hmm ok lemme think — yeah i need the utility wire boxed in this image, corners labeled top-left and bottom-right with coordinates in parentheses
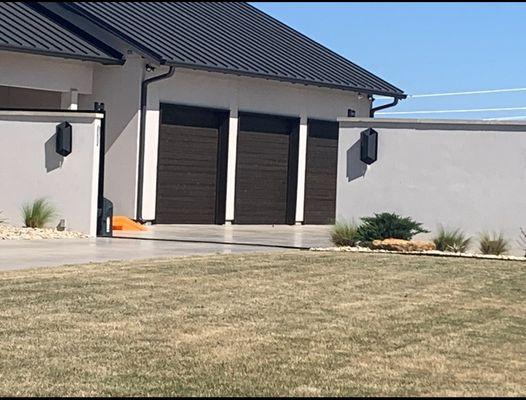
top-left (376, 87), bottom-right (526, 100)
top-left (375, 87), bottom-right (526, 117)
top-left (484, 115), bottom-right (526, 121)
top-left (378, 106), bottom-right (526, 115)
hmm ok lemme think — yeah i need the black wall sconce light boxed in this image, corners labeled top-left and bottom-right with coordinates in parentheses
top-left (360, 128), bottom-right (378, 165)
top-left (56, 121), bottom-right (72, 157)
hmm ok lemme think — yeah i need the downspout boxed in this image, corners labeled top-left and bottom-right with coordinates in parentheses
top-left (369, 97), bottom-right (399, 118)
top-left (136, 66), bottom-right (175, 222)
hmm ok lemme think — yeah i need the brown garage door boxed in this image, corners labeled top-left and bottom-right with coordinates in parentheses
top-left (304, 119), bottom-right (338, 224)
top-left (155, 104), bottom-right (228, 224)
top-left (234, 113), bottom-right (299, 224)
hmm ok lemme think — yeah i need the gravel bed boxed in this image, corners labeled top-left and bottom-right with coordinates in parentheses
top-left (0, 224), bottom-right (87, 240)
top-left (310, 246), bottom-right (526, 262)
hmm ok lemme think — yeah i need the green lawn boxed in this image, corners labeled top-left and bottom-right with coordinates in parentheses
top-left (0, 252), bottom-right (524, 396)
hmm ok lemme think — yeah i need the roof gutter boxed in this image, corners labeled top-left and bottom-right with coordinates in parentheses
top-left (370, 97), bottom-right (399, 118)
top-left (136, 66), bottom-right (175, 222)
top-left (369, 97), bottom-right (400, 118)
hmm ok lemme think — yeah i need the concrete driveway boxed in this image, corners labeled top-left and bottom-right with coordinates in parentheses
top-left (113, 224), bottom-right (331, 248)
top-left (0, 225), bottom-right (331, 271)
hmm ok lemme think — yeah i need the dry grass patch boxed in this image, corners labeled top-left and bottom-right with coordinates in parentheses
top-left (0, 252), bottom-right (524, 396)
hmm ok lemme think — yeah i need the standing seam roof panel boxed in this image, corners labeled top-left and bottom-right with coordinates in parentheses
top-left (213, 4), bottom-right (361, 86)
top-left (68, 2), bottom-right (404, 96)
top-left (241, 3), bottom-right (393, 88)
top-left (0, 2), bottom-right (120, 63)
top-left (174, 2), bottom-right (331, 81)
top-left (107, 2), bottom-right (233, 68)
top-left (197, 2), bottom-right (401, 91)
top-left (153, 2), bottom-right (299, 76)
top-left (155, 3), bottom-right (285, 74)
top-left (1, 5), bottom-right (86, 55)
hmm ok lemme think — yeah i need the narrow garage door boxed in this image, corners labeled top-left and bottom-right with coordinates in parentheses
top-left (235, 113), bottom-right (299, 224)
top-left (155, 104), bottom-right (228, 224)
top-left (304, 119), bottom-right (338, 224)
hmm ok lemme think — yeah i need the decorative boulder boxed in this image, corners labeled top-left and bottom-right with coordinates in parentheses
top-left (371, 238), bottom-right (436, 252)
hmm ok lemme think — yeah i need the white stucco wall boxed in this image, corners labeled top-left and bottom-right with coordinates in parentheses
top-left (337, 118), bottom-right (526, 255)
top-left (0, 51), bottom-right (94, 94)
top-left (0, 111), bottom-right (102, 236)
top-left (79, 56), bottom-right (144, 218)
top-left (150, 68), bottom-right (371, 119)
top-left (141, 68), bottom-right (371, 220)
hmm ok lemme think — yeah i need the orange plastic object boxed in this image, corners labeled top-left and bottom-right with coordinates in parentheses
top-left (112, 216), bottom-right (148, 231)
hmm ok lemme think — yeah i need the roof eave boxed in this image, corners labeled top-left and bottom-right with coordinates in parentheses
top-left (51, 3), bottom-right (405, 98)
top-left (0, 44), bottom-right (123, 65)
top-left (164, 61), bottom-right (407, 99)
top-left (57, 2), bottom-right (164, 64)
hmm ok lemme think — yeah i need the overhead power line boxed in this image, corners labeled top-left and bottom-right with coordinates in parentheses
top-left (484, 115), bottom-right (526, 121)
top-left (378, 106), bottom-right (526, 115)
top-left (376, 87), bottom-right (526, 100)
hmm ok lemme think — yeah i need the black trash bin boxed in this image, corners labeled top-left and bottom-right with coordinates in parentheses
top-left (97, 197), bottom-right (113, 237)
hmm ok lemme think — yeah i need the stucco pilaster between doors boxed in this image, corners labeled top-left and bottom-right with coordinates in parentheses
top-left (224, 108), bottom-right (239, 224)
top-left (294, 115), bottom-right (308, 224)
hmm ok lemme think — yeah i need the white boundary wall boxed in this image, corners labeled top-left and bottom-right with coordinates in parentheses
top-left (337, 118), bottom-right (526, 255)
top-left (0, 111), bottom-right (103, 236)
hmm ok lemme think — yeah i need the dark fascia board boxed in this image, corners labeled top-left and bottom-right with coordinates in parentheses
top-left (238, 110), bottom-right (301, 123)
top-left (26, 3), bottom-right (124, 65)
top-left (167, 61), bottom-right (408, 99)
top-left (56, 2), bottom-right (164, 63)
top-left (0, 44), bottom-right (121, 65)
top-left (160, 102), bottom-right (230, 117)
top-left (0, 107), bottom-right (102, 113)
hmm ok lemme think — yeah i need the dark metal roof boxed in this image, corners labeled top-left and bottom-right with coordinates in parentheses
top-left (61, 2), bottom-right (405, 97)
top-left (0, 2), bottom-right (121, 64)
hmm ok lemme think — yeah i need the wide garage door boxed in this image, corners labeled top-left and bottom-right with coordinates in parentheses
top-left (304, 119), bottom-right (338, 224)
top-left (235, 113), bottom-right (299, 224)
top-left (155, 104), bottom-right (229, 224)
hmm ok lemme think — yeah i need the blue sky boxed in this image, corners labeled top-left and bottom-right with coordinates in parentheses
top-left (253, 2), bottom-right (526, 119)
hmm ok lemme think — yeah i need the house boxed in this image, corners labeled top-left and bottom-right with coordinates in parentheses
top-left (0, 2), bottom-right (404, 233)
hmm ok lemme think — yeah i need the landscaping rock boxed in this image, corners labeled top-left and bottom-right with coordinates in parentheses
top-left (371, 238), bottom-right (436, 252)
top-left (310, 246), bottom-right (526, 262)
top-left (0, 224), bottom-right (87, 240)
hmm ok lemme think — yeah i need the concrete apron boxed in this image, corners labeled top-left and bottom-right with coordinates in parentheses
top-left (112, 224), bottom-right (332, 249)
top-left (0, 225), bottom-right (332, 271)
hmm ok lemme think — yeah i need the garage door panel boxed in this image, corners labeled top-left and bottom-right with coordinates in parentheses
top-left (304, 120), bottom-right (338, 225)
top-left (235, 128), bottom-right (290, 224)
top-left (156, 123), bottom-right (219, 224)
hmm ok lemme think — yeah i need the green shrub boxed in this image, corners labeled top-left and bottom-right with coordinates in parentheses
top-left (330, 221), bottom-right (359, 247)
top-left (356, 212), bottom-right (428, 245)
top-left (479, 232), bottom-right (509, 255)
top-left (22, 198), bottom-right (56, 228)
top-left (0, 211), bottom-right (5, 224)
top-left (433, 226), bottom-right (471, 253)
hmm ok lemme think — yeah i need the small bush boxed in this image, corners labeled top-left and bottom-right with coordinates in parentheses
top-left (0, 211), bottom-right (5, 224)
top-left (22, 198), bottom-right (56, 228)
top-left (433, 226), bottom-right (471, 253)
top-left (330, 221), bottom-right (359, 247)
top-left (479, 232), bottom-right (510, 255)
top-left (356, 212), bottom-right (428, 245)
